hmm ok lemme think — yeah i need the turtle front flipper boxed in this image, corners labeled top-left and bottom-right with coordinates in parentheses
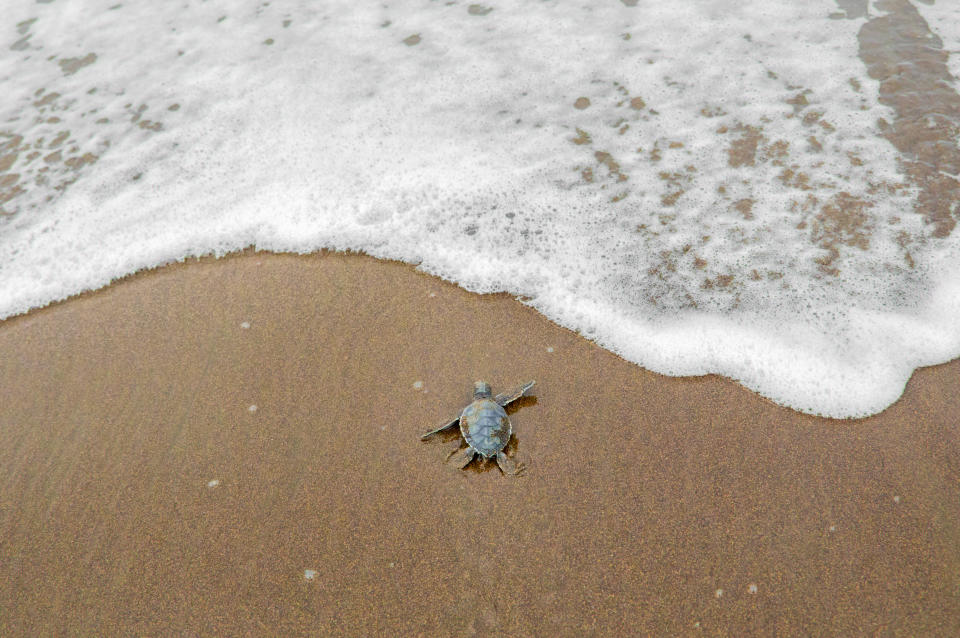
top-left (493, 380), bottom-right (535, 407)
top-left (421, 417), bottom-right (460, 440)
top-left (496, 452), bottom-right (525, 475)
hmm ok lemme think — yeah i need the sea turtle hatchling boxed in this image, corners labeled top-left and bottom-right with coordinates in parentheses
top-left (421, 380), bottom-right (535, 474)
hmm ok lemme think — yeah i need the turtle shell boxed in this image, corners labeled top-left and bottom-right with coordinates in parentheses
top-left (459, 398), bottom-right (511, 458)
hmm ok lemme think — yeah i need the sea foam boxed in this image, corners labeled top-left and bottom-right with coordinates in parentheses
top-left (1, 0), bottom-right (959, 417)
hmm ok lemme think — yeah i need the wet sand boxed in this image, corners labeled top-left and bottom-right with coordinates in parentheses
top-left (0, 249), bottom-right (958, 636)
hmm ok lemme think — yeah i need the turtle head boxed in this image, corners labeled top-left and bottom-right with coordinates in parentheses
top-left (473, 380), bottom-right (492, 400)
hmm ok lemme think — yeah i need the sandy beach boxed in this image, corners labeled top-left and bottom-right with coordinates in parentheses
top-left (0, 250), bottom-right (957, 636)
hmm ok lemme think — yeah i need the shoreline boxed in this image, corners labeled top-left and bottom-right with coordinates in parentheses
top-left (1, 250), bottom-right (958, 635)
top-left (2, 245), bottom-right (950, 421)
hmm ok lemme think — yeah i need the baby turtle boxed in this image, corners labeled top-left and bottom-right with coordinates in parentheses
top-left (421, 380), bottom-right (535, 474)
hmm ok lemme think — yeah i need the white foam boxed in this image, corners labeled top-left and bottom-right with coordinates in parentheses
top-left (2, 0), bottom-right (959, 417)
top-left (915, 1), bottom-right (960, 82)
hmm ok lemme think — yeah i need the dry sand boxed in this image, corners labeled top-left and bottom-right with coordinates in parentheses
top-left (0, 250), bottom-right (958, 636)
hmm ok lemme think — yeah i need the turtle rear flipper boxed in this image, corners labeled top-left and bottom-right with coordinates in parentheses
top-left (450, 447), bottom-right (476, 469)
top-left (494, 380), bottom-right (535, 407)
top-left (496, 452), bottom-right (524, 475)
top-left (421, 417), bottom-right (460, 440)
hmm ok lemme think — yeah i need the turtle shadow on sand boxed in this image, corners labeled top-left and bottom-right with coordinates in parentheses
top-left (421, 380), bottom-right (536, 475)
